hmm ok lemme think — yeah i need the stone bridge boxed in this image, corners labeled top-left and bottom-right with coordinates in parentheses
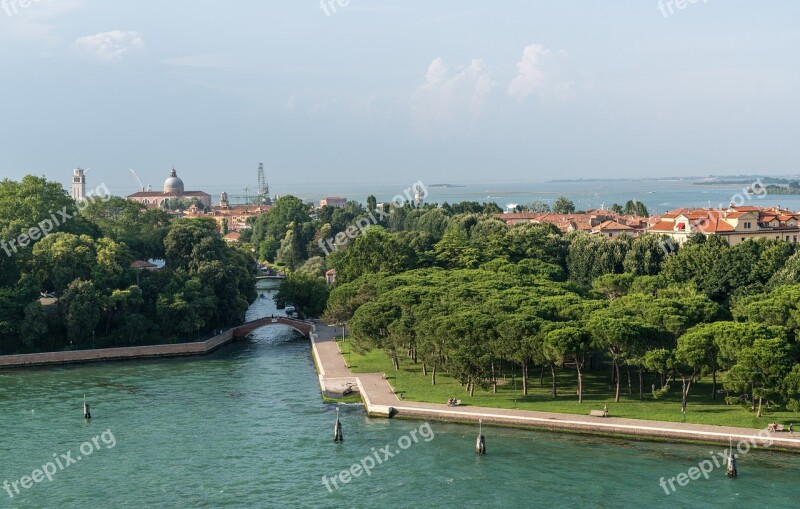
top-left (232, 316), bottom-right (314, 338)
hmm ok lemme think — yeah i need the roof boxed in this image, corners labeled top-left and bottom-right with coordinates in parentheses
top-left (128, 191), bottom-right (210, 198)
top-left (131, 260), bottom-right (158, 269)
top-left (593, 220), bottom-right (633, 232)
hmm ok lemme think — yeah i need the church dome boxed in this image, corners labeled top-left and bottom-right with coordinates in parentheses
top-left (163, 168), bottom-right (185, 195)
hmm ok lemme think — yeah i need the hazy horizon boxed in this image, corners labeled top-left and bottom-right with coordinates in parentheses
top-left (1, 1), bottom-right (798, 193)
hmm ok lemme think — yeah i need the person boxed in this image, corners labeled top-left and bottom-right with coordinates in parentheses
top-left (603, 404), bottom-right (608, 417)
top-left (768, 422), bottom-right (777, 432)
top-left (789, 423), bottom-right (794, 435)
top-left (447, 398), bottom-right (453, 406)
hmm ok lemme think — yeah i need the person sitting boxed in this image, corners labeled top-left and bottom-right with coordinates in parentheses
top-left (447, 398), bottom-right (453, 406)
top-left (768, 422), bottom-right (777, 432)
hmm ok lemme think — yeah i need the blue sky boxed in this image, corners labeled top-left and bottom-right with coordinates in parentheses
top-left (0, 0), bottom-right (798, 196)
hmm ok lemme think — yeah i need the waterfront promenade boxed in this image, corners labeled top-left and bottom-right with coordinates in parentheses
top-left (309, 322), bottom-right (800, 451)
top-left (0, 316), bottom-right (311, 369)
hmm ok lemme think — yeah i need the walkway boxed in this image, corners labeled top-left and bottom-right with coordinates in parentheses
top-left (309, 322), bottom-right (800, 451)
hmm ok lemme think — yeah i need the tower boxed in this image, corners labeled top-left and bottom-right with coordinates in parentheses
top-left (257, 163), bottom-right (271, 205)
top-left (71, 168), bottom-right (86, 200)
top-left (414, 183), bottom-right (425, 207)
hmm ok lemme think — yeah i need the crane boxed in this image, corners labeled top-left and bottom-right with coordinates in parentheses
top-left (129, 169), bottom-right (149, 192)
top-left (257, 162), bottom-right (271, 205)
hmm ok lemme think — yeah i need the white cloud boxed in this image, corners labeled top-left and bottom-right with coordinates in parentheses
top-left (411, 57), bottom-right (495, 127)
top-left (73, 30), bottom-right (144, 62)
top-left (508, 44), bottom-right (574, 102)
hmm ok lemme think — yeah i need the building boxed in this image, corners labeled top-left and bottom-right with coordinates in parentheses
top-left (591, 220), bottom-right (636, 239)
top-left (497, 210), bottom-right (649, 237)
top-left (183, 192), bottom-right (271, 232)
top-left (71, 168), bottom-right (86, 200)
top-left (320, 197), bottom-right (348, 208)
top-left (127, 168), bottom-right (212, 209)
top-left (647, 206), bottom-right (800, 246)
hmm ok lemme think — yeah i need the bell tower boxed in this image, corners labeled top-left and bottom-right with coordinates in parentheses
top-left (71, 168), bottom-right (86, 200)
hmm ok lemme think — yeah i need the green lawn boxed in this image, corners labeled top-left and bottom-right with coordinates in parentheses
top-left (337, 339), bottom-right (800, 430)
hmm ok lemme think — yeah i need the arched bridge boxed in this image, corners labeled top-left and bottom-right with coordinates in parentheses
top-left (232, 316), bottom-right (314, 338)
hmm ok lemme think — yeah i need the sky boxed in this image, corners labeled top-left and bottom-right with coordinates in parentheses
top-left (0, 0), bottom-right (798, 197)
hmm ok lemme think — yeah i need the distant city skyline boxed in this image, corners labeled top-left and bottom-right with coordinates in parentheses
top-left (1, 1), bottom-right (798, 190)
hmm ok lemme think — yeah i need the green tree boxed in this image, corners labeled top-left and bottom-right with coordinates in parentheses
top-left (274, 272), bottom-right (330, 317)
top-left (61, 279), bottom-right (101, 347)
top-left (552, 196), bottom-right (575, 214)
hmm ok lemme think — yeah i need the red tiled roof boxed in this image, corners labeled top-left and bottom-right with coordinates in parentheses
top-left (131, 260), bottom-right (157, 269)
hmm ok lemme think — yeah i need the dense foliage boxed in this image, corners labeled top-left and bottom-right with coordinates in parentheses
top-left (0, 177), bottom-right (256, 353)
top-left (310, 201), bottom-right (800, 416)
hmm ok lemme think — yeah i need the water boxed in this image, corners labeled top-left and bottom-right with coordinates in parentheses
top-left (238, 179), bottom-right (800, 216)
top-left (2, 281), bottom-right (799, 508)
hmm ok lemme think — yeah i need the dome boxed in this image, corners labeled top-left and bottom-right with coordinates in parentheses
top-left (163, 168), bottom-right (185, 195)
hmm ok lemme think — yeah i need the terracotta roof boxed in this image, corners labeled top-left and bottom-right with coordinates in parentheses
top-left (593, 220), bottom-right (633, 232)
top-left (131, 260), bottom-right (158, 269)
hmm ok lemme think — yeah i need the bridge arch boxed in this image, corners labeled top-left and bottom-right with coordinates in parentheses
top-left (232, 316), bottom-right (314, 339)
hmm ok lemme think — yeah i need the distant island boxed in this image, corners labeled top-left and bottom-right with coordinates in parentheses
top-left (694, 176), bottom-right (797, 185)
top-left (765, 184), bottom-right (800, 195)
top-left (428, 184), bottom-right (465, 188)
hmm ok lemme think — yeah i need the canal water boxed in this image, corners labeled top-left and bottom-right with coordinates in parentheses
top-left (2, 281), bottom-right (798, 508)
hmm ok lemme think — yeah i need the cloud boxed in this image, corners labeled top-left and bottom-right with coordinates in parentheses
top-left (411, 57), bottom-right (495, 128)
top-left (508, 44), bottom-right (574, 102)
top-left (73, 30), bottom-right (144, 62)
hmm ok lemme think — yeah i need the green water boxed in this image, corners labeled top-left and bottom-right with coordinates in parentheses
top-left (2, 283), bottom-right (799, 508)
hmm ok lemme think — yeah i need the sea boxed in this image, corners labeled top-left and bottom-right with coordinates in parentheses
top-left (1, 281), bottom-right (798, 508)
top-left (207, 179), bottom-right (800, 215)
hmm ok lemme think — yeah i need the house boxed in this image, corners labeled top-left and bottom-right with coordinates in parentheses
top-left (320, 197), bottom-right (348, 208)
top-left (591, 220), bottom-right (635, 239)
top-left (496, 210), bottom-right (648, 237)
top-left (647, 206), bottom-right (800, 246)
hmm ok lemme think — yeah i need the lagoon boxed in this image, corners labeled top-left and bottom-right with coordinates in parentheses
top-left (2, 282), bottom-right (798, 508)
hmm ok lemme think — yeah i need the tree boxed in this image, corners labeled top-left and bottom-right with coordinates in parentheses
top-left (30, 233), bottom-right (97, 293)
top-left (588, 312), bottom-right (653, 402)
top-left (545, 325), bottom-right (591, 402)
top-left (552, 196), bottom-right (575, 214)
top-left (19, 302), bottom-right (49, 351)
top-left (725, 337), bottom-right (792, 416)
top-left (674, 327), bottom-right (716, 413)
top-left (61, 279), bottom-right (101, 347)
top-left (333, 227), bottom-right (416, 283)
top-left (274, 272), bottom-right (330, 317)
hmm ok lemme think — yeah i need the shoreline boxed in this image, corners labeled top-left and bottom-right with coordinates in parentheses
top-left (308, 321), bottom-right (800, 452)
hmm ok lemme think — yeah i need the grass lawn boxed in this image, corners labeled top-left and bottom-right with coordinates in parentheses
top-left (337, 339), bottom-right (800, 430)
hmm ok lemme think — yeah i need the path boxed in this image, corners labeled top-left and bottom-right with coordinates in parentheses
top-left (309, 321), bottom-right (800, 451)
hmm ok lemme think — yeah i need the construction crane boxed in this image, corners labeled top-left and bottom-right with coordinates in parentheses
top-left (225, 163), bottom-right (273, 205)
top-left (129, 169), bottom-right (149, 192)
top-left (257, 162), bottom-right (271, 205)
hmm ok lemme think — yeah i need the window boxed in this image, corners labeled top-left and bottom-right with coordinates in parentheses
top-left (744, 222), bottom-right (752, 229)
top-left (794, 236), bottom-right (798, 243)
